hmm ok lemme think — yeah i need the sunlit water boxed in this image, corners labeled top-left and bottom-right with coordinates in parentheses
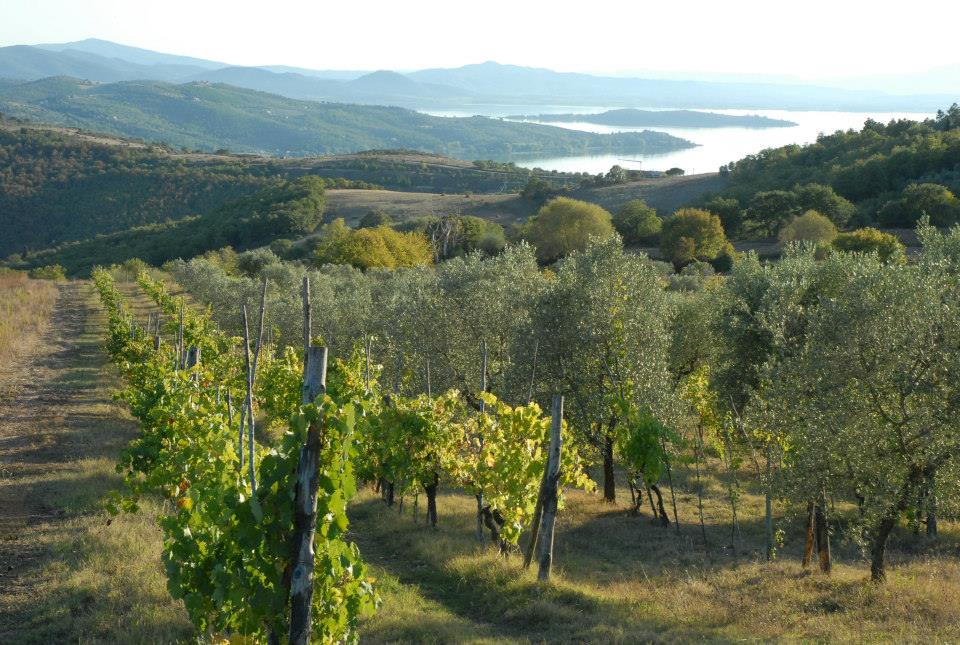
top-left (422, 105), bottom-right (933, 175)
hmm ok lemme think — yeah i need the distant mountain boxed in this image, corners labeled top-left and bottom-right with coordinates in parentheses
top-left (409, 61), bottom-right (953, 112)
top-left (0, 77), bottom-right (694, 159)
top-left (1, 41), bottom-right (954, 112)
top-left (508, 109), bottom-right (797, 128)
top-left (35, 38), bottom-right (226, 69)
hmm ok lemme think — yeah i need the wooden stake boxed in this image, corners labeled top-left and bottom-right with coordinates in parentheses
top-left (526, 338), bottom-right (539, 405)
top-left (241, 304), bottom-right (257, 493)
top-left (476, 340), bottom-right (488, 543)
top-left (288, 346), bottom-right (328, 645)
top-left (364, 335), bottom-right (372, 394)
top-left (537, 395), bottom-right (564, 582)
top-left (302, 276), bottom-right (311, 360)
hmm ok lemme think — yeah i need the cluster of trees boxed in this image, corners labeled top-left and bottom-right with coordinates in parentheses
top-left (715, 106), bottom-right (960, 233)
top-left (166, 220), bottom-right (958, 580)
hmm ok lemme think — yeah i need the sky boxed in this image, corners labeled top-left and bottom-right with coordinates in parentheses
top-left (2, 0), bottom-right (959, 80)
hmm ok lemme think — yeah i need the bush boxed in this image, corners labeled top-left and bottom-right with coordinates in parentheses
top-left (524, 197), bottom-right (615, 262)
top-left (314, 219), bottom-right (433, 270)
top-left (878, 183), bottom-right (960, 227)
top-left (832, 227), bottom-right (906, 263)
top-left (613, 200), bottom-right (662, 246)
top-left (778, 210), bottom-right (838, 244)
top-left (358, 209), bottom-right (393, 229)
top-left (660, 208), bottom-right (730, 269)
top-left (29, 264), bottom-right (66, 280)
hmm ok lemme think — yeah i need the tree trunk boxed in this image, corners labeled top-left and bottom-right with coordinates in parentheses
top-left (926, 467), bottom-right (938, 537)
top-left (650, 484), bottom-right (670, 527)
top-left (482, 506), bottom-right (506, 553)
top-left (870, 514), bottom-right (897, 582)
top-left (802, 501), bottom-right (815, 568)
top-left (815, 497), bottom-right (831, 574)
top-left (602, 434), bottom-right (616, 503)
top-left (644, 482), bottom-right (658, 519)
top-left (385, 482), bottom-right (395, 507)
top-left (425, 473), bottom-right (439, 528)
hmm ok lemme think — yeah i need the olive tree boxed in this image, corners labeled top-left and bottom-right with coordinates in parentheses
top-left (765, 252), bottom-right (960, 580)
top-left (532, 236), bottom-right (675, 501)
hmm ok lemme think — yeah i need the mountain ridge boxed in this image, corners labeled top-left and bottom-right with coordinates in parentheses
top-left (0, 40), bottom-right (953, 111)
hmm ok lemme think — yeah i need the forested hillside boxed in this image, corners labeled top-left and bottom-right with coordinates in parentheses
top-left (711, 105), bottom-right (960, 236)
top-left (19, 176), bottom-right (329, 272)
top-left (0, 77), bottom-right (693, 158)
top-left (0, 121), bottom-right (587, 257)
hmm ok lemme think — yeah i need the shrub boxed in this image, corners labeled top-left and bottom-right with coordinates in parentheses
top-left (660, 208), bottom-right (730, 269)
top-left (832, 227), bottom-right (906, 263)
top-left (29, 264), bottom-right (67, 280)
top-left (613, 200), bottom-right (662, 246)
top-left (314, 219), bottom-right (432, 269)
top-left (778, 210), bottom-right (838, 244)
top-left (524, 197), bottom-right (615, 262)
top-left (358, 209), bottom-right (393, 229)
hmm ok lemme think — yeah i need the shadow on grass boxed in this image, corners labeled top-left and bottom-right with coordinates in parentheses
top-left (350, 494), bottom-right (743, 644)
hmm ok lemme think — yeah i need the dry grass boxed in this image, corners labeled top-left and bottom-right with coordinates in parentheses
top-left (0, 270), bottom-right (59, 370)
top-left (0, 281), bottom-right (191, 644)
top-left (352, 472), bottom-right (960, 644)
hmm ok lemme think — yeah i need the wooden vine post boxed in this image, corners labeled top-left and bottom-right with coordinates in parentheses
top-left (241, 305), bottom-right (257, 492)
top-left (289, 345), bottom-right (328, 645)
top-left (476, 340), bottom-right (487, 543)
top-left (288, 274), bottom-right (328, 645)
top-left (537, 395), bottom-right (564, 582)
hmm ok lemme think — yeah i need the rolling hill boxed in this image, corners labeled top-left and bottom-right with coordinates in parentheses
top-left (0, 77), bottom-right (694, 158)
top-left (1, 40), bottom-right (954, 112)
top-left (508, 108), bottom-right (797, 128)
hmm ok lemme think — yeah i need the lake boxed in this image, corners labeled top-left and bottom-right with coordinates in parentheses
top-left (422, 106), bottom-right (934, 175)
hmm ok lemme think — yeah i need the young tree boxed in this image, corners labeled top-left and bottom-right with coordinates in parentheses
top-left (766, 251), bottom-right (960, 580)
top-left (532, 237), bottom-right (675, 501)
top-left (523, 197), bottom-right (615, 262)
top-left (613, 199), bottom-right (662, 246)
top-left (778, 210), bottom-right (838, 244)
top-left (660, 208), bottom-right (731, 270)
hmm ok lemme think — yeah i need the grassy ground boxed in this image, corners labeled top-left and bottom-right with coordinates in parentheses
top-left (321, 173), bottom-right (726, 230)
top-left (0, 272), bottom-right (58, 378)
top-left (0, 280), bottom-right (191, 643)
top-left (353, 471), bottom-right (960, 644)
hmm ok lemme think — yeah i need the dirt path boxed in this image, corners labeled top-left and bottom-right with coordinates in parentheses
top-left (0, 281), bottom-right (189, 643)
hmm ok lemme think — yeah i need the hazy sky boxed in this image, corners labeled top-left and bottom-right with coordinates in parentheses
top-left (2, 0), bottom-right (959, 78)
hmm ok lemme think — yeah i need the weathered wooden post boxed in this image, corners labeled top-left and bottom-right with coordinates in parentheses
top-left (476, 340), bottom-right (487, 543)
top-left (537, 395), bottom-right (564, 582)
top-left (526, 338), bottom-right (539, 405)
top-left (177, 300), bottom-right (185, 370)
top-left (301, 276), bottom-right (311, 360)
top-left (288, 344), bottom-right (328, 645)
top-left (364, 335), bottom-right (372, 394)
top-left (186, 346), bottom-right (200, 369)
top-left (241, 304), bottom-right (257, 492)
